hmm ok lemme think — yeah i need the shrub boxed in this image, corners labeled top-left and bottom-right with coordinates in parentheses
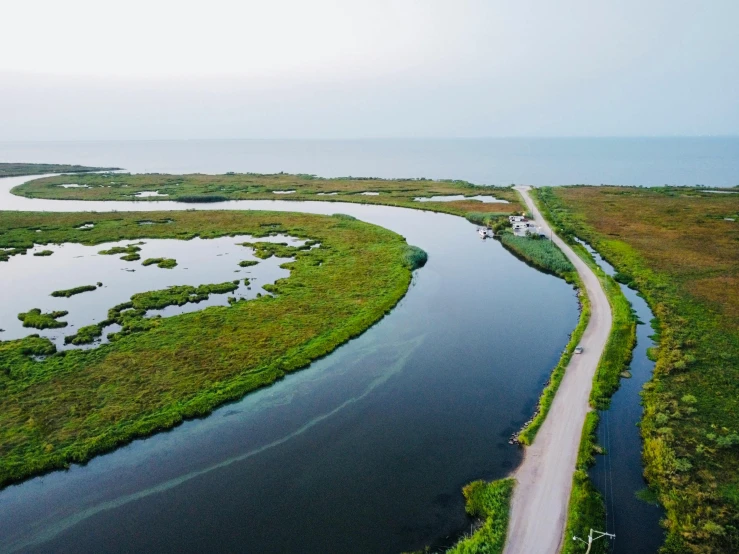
top-left (403, 245), bottom-right (428, 270)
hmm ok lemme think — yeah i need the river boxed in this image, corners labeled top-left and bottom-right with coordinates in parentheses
top-left (0, 175), bottom-right (579, 553)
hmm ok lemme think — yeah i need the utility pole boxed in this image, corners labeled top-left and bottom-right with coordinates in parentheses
top-left (572, 528), bottom-right (615, 554)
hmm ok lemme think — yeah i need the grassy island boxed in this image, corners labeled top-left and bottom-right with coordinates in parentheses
top-left (51, 285), bottom-right (98, 298)
top-left (17, 309), bottom-right (69, 329)
top-left (535, 186), bottom-right (739, 554)
top-left (0, 210), bottom-right (423, 489)
top-left (11, 171), bottom-right (523, 221)
top-left (0, 163), bottom-right (119, 178)
top-left (141, 257), bottom-right (177, 269)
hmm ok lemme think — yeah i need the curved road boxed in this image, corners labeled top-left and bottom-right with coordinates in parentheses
top-left (504, 186), bottom-right (612, 554)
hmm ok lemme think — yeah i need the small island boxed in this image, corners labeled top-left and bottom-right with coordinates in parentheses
top-left (0, 163), bottom-right (120, 178)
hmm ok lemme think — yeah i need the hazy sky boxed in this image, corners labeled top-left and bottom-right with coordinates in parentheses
top-left (2, 0), bottom-right (738, 140)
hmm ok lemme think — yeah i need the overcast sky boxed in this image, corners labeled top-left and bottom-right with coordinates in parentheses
top-left (2, 0), bottom-right (738, 140)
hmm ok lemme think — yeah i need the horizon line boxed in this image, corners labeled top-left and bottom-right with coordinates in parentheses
top-left (1, 135), bottom-right (738, 144)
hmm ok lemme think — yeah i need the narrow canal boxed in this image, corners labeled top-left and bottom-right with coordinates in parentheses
top-left (581, 243), bottom-right (664, 553)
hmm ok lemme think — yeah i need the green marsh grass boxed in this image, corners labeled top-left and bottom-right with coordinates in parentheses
top-left (445, 479), bottom-right (515, 554)
top-left (17, 309), bottom-right (69, 329)
top-left (497, 230), bottom-right (574, 277)
top-left (12, 172), bottom-right (524, 222)
top-left (0, 163), bottom-right (118, 178)
top-left (142, 257), bottom-right (177, 269)
top-left (50, 285), bottom-right (98, 298)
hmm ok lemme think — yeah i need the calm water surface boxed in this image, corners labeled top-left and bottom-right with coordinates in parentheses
top-left (0, 177), bottom-right (579, 553)
top-left (1, 137), bottom-right (737, 187)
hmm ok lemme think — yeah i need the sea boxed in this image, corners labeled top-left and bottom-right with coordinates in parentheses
top-left (0, 137), bottom-right (737, 187)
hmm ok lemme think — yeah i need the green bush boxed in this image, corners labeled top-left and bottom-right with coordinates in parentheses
top-left (403, 245), bottom-right (428, 270)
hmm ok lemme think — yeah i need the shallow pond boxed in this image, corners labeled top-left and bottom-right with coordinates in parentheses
top-left (2, 234), bottom-right (302, 349)
top-left (581, 242), bottom-right (664, 553)
top-left (0, 175), bottom-right (579, 554)
top-left (414, 194), bottom-right (508, 204)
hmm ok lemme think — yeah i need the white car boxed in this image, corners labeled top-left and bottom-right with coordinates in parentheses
top-left (574, 346), bottom-right (584, 354)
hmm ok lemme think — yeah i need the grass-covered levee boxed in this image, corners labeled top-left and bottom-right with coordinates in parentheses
top-left (0, 210), bottom-right (426, 488)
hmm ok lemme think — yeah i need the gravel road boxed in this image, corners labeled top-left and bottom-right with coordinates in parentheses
top-left (504, 186), bottom-right (612, 554)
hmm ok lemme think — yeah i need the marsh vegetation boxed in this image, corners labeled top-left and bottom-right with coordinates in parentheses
top-left (536, 185), bottom-right (739, 554)
top-left (0, 163), bottom-right (119, 178)
top-left (99, 243), bottom-right (143, 261)
top-left (141, 257), bottom-right (177, 269)
top-left (0, 210), bottom-right (422, 491)
top-left (17, 308), bottom-right (69, 329)
top-left (11, 171), bottom-right (523, 220)
top-left (50, 285), bottom-right (98, 298)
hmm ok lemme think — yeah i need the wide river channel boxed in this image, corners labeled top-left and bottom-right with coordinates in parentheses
top-left (0, 175), bottom-right (580, 553)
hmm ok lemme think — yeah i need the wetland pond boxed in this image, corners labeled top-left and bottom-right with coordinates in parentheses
top-left (0, 176), bottom-right (579, 554)
top-left (2, 235), bottom-right (303, 349)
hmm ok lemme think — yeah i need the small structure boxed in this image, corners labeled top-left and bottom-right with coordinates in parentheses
top-left (511, 221), bottom-right (530, 231)
top-left (509, 215), bottom-right (527, 223)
